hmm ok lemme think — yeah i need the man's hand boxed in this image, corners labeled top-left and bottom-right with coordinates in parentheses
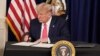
top-left (23, 35), bottom-right (31, 42)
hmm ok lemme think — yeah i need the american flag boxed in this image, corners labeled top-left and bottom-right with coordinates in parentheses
top-left (6, 0), bottom-right (37, 41)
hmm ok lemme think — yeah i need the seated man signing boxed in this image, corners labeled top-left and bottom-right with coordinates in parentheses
top-left (23, 3), bottom-right (70, 44)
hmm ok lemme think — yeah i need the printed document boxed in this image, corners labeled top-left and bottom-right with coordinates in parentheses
top-left (31, 43), bottom-right (54, 48)
top-left (11, 42), bottom-right (36, 46)
top-left (11, 42), bottom-right (54, 48)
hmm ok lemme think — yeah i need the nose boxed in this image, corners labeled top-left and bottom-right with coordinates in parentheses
top-left (38, 15), bottom-right (40, 18)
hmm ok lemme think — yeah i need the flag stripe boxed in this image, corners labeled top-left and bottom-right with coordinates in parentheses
top-left (10, 3), bottom-right (22, 26)
top-left (15, 0), bottom-right (23, 11)
top-left (23, 0), bottom-right (32, 32)
top-left (6, 19), bottom-right (20, 41)
top-left (11, 0), bottom-right (24, 34)
top-left (30, 0), bottom-right (37, 19)
top-left (24, 18), bottom-right (30, 31)
top-left (6, 0), bottom-right (37, 41)
top-left (24, 0), bottom-right (31, 19)
top-left (7, 15), bottom-right (21, 41)
top-left (8, 8), bottom-right (22, 33)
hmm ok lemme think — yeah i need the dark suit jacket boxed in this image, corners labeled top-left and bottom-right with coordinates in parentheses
top-left (29, 16), bottom-right (70, 43)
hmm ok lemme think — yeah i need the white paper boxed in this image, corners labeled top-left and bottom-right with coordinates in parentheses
top-left (11, 42), bottom-right (54, 48)
top-left (31, 43), bottom-right (54, 48)
top-left (11, 42), bottom-right (37, 46)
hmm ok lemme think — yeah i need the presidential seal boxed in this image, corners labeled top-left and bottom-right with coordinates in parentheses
top-left (52, 40), bottom-right (75, 56)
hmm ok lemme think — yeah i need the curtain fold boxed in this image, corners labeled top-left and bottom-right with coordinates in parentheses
top-left (69, 0), bottom-right (100, 43)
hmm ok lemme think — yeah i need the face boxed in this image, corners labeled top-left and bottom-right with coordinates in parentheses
top-left (60, 48), bottom-right (66, 56)
top-left (38, 11), bottom-right (51, 23)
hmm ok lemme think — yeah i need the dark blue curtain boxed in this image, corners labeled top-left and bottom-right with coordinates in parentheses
top-left (68, 0), bottom-right (100, 43)
top-left (36, 0), bottom-right (46, 4)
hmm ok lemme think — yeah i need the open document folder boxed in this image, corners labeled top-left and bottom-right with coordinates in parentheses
top-left (11, 42), bottom-right (54, 48)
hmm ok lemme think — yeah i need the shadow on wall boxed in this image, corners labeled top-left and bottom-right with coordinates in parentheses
top-left (0, 19), bottom-right (7, 56)
top-left (0, 49), bottom-right (4, 56)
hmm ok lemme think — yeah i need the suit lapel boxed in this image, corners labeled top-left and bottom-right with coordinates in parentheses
top-left (49, 16), bottom-right (57, 37)
top-left (36, 22), bottom-right (41, 39)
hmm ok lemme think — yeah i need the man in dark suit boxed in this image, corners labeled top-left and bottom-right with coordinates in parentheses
top-left (23, 3), bottom-right (70, 43)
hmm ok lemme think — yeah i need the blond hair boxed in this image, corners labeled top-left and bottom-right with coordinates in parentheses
top-left (36, 3), bottom-right (52, 14)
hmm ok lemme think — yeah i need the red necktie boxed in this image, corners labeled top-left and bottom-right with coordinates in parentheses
top-left (41, 23), bottom-right (48, 42)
